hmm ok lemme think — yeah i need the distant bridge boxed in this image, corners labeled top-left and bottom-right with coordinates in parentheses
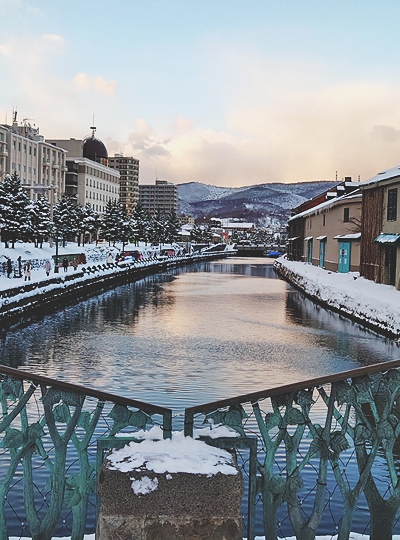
top-left (235, 245), bottom-right (285, 257)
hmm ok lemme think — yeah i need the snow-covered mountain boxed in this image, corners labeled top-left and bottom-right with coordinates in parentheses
top-left (178, 181), bottom-right (339, 225)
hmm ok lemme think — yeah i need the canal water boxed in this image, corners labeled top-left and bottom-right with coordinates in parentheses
top-left (1, 257), bottom-right (399, 538)
top-left (1, 257), bottom-right (398, 412)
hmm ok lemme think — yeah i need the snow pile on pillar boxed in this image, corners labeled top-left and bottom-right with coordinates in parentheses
top-left (97, 428), bottom-right (243, 540)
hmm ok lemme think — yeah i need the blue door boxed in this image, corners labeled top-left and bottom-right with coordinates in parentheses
top-left (338, 242), bottom-right (351, 273)
top-left (306, 240), bottom-right (313, 263)
top-left (319, 241), bottom-right (326, 267)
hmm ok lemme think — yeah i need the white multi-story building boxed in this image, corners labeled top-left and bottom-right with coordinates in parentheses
top-left (0, 113), bottom-right (67, 210)
top-left (49, 129), bottom-right (120, 212)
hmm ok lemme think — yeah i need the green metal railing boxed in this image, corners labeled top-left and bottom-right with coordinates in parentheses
top-left (185, 358), bottom-right (400, 540)
top-left (3, 359), bottom-right (400, 539)
top-left (0, 365), bottom-right (172, 540)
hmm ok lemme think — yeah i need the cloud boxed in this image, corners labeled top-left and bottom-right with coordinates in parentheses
top-left (106, 78), bottom-right (400, 188)
top-left (41, 34), bottom-right (64, 44)
top-left (370, 125), bottom-right (400, 143)
top-left (73, 73), bottom-right (117, 96)
top-left (172, 115), bottom-right (193, 132)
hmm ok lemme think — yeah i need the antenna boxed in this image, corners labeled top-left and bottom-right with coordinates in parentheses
top-left (335, 170), bottom-right (338, 181)
top-left (90, 114), bottom-right (96, 137)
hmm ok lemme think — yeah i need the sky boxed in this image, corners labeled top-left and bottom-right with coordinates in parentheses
top-left (2, 1), bottom-right (400, 187)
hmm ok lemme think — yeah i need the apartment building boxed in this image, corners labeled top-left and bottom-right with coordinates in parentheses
top-left (139, 179), bottom-right (178, 214)
top-left (49, 130), bottom-right (120, 212)
top-left (0, 114), bottom-right (67, 210)
top-left (108, 154), bottom-right (139, 215)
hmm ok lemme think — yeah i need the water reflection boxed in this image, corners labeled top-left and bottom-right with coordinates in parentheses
top-left (0, 258), bottom-right (398, 412)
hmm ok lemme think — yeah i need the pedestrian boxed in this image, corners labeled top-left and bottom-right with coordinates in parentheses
top-left (72, 257), bottom-right (78, 271)
top-left (44, 259), bottom-right (52, 276)
top-left (62, 257), bottom-right (69, 272)
top-left (17, 256), bottom-right (22, 277)
top-left (107, 252), bottom-right (113, 265)
top-left (24, 261), bottom-right (31, 282)
top-left (6, 258), bottom-right (12, 279)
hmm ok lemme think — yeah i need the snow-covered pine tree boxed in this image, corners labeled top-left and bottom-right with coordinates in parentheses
top-left (100, 200), bottom-right (122, 246)
top-left (131, 203), bottom-right (151, 245)
top-left (30, 195), bottom-right (51, 248)
top-left (164, 212), bottom-right (181, 243)
top-left (53, 194), bottom-right (78, 247)
top-left (0, 173), bottom-right (31, 248)
top-left (81, 204), bottom-right (101, 245)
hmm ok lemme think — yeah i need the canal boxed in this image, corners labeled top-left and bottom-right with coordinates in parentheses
top-left (1, 256), bottom-right (400, 538)
top-left (1, 256), bottom-right (398, 413)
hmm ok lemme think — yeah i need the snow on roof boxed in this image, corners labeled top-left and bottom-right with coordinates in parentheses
top-left (375, 233), bottom-right (400, 244)
top-left (361, 165), bottom-right (400, 187)
top-left (288, 191), bottom-right (361, 222)
top-left (333, 233), bottom-right (361, 240)
top-left (224, 222), bottom-right (254, 228)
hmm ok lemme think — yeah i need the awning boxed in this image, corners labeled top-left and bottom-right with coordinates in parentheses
top-left (374, 233), bottom-right (400, 244)
top-left (333, 233), bottom-right (361, 240)
top-left (287, 236), bottom-right (300, 241)
top-left (304, 236), bottom-right (313, 241)
top-left (316, 235), bottom-right (327, 241)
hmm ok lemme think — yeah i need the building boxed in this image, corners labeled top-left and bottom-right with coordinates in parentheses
top-left (288, 191), bottom-right (362, 272)
top-left (108, 154), bottom-right (139, 215)
top-left (0, 113), bottom-right (67, 211)
top-left (287, 179), bottom-right (360, 263)
top-left (49, 129), bottom-right (120, 212)
top-left (178, 215), bottom-right (195, 226)
top-left (359, 166), bottom-right (400, 289)
top-left (139, 179), bottom-right (178, 214)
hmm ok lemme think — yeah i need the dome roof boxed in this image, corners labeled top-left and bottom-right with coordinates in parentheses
top-left (83, 135), bottom-right (108, 164)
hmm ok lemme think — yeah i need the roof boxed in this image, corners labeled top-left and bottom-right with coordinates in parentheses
top-left (333, 233), bottom-right (361, 240)
top-left (288, 191), bottom-right (361, 222)
top-left (374, 233), bottom-right (400, 244)
top-left (83, 135), bottom-right (108, 162)
top-left (361, 165), bottom-right (400, 187)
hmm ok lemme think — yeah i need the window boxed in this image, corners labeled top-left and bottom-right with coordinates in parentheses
top-left (343, 207), bottom-right (350, 223)
top-left (323, 214), bottom-right (326, 226)
top-left (387, 188), bottom-right (398, 221)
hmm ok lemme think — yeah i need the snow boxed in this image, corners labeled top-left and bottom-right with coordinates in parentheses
top-left (275, 257), bottom-right (400, 338)
top-left (106, 426), bottom-right (239, 483)
top-left (0, 241), bottom-right (170, 291)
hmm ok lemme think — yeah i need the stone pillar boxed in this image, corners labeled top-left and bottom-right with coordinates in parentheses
top-left (97, 447), bottom-right (243, 540)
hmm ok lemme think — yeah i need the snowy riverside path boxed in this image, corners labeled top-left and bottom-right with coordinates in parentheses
top-left (274, 257), bottom-right (400, 340)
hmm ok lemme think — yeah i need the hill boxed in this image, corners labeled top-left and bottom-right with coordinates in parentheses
top-left (177, 181), bottom-right (339, 225)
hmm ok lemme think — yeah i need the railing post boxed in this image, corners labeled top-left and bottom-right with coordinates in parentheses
top-left (163, 410), bottom-right (172, 439)
top-left (184, 409), bottom-right (194, 437)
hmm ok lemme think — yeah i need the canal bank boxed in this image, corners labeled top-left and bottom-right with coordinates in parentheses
top-left (0, 251), bottom-right (228, 328)
top-left (274, 257), bottom-right (400, 339)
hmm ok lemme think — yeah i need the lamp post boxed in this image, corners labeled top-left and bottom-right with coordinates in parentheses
top-left (54, 230), bottom-right (59, 273)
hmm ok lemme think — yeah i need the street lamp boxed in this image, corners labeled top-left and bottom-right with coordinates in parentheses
top-left (54, 227), bottom-right (59, 273)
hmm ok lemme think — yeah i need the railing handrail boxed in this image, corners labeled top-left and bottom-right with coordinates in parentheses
top-left (185, 358), bottom-right (400, 415)
top-left (0, 364), bottom-right (171, 417)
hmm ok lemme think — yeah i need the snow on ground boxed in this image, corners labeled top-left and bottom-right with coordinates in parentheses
top-left (276, 257), bottom-right (400, 338)
top-left (0, 241), bottom-right (158, 291)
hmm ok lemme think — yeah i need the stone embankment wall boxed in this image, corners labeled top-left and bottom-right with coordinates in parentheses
top-left (274, 259), bottom-right (400, 340)
top-left (0, 253), bottom-right (226, 328)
